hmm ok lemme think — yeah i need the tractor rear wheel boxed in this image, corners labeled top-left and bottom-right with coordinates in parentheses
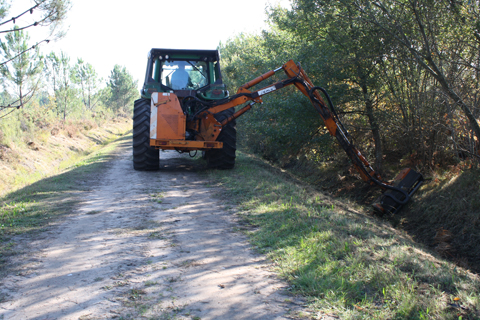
top-left (205, 108), bottom-right (236, 169)
top-left (133, 98), bottom-right (160, 171)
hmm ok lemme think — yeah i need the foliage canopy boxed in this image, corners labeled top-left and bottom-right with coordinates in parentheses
top-left (219, 0), bottom-right (480, 170)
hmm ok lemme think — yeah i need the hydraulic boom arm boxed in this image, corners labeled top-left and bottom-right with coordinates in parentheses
top-left (194, 60), bottom-right (423, 214)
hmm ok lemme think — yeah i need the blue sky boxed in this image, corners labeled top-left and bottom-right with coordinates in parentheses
top-left (7, 0), bottom-right (290, 88)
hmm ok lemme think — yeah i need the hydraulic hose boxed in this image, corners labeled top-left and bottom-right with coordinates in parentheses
top-left (308, 86), bottom-right (351, 140)
top-left (369, 176), bottom-right (410, 205)
top-left (307, 85), bottom-right (411, 206)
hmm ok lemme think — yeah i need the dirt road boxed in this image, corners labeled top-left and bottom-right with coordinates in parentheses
top-left (0, 141), bottom-right (304, 319)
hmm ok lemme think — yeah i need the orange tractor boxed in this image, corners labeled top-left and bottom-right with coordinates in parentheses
top-left (133, 48), bottom-right (423, 214)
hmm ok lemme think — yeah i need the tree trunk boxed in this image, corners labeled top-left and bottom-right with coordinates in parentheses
top-left (426, 57), bottom-right (480, 146)
top-left (63, 93), bottom-right (67, 122)
top-left (19, 86), bottom-right (23, 109)
top-left (361, 84), bottom-right (383, 174)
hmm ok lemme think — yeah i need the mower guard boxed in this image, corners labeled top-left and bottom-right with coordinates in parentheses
top-left (372, 168), bottom-right (424, 215)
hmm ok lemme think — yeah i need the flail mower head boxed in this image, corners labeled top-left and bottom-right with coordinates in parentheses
top-left (372, 168), bottom-right (424, 215)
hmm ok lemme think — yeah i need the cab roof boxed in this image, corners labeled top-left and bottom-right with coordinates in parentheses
top-left (148, 48), bottom-right (220, 62)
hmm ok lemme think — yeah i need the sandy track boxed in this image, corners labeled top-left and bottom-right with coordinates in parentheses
top-left (0, 142), bottom-right (304, 319)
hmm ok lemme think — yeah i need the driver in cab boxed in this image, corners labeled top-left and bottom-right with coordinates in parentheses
top-left (170, 62), bottom-right (189, 89)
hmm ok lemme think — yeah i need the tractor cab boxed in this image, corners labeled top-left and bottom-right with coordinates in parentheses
top-left (140, 48), bottom-right (228, 102)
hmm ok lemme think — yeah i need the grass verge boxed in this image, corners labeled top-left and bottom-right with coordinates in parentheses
top-left (399, 166), bottom-right (480, 273)
top-left (202, 151), bottom-right (480, 320)
top-left (0, 118), bottom-right (131, 196)
top-left (0, 131), bottom-right (132, 276)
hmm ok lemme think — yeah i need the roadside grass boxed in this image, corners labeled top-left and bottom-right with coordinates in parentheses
top-left (202, 151), bottom-right (480, 320)
top-left (0, 131), bottom-right (132, 275)
top-left (398, 166), bottom-right (480, 273)
top-left (285, 154), bottom-right (480, 275)
top-left (0, 118), bottom-right (131, 196)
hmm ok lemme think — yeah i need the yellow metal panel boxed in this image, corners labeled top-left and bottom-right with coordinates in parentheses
top-left (151, 93), bottom-right (186, 141)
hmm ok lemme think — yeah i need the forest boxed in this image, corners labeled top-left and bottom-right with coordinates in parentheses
top-left (0, 0), bottom-right (137, 147)
top-left (3, 0), bottom-right (479, 172)
top-left (220, 0), bottom-right (480, 173)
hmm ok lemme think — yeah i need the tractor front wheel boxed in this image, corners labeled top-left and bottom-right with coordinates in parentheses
top-left (133, 98), bottom-right (160, 170)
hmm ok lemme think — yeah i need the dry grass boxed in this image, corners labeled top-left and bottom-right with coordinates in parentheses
top-left (0, 118), bottom-right (131, 197)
